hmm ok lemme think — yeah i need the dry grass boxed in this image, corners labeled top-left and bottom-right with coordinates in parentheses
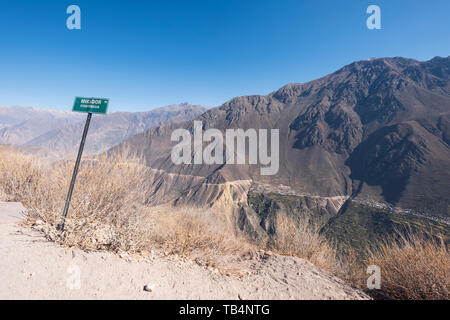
top-left (3, 146), bottom-right (448, 294)
top-left (0, 147), bottom-right (253, 272)
top-left (335, 246), bottom-right (367, 289)
top-left (0, 146), bottom-right (47, 206)
top-left (268, 214), bottom-right (338, 273)
top-left (0, 146), bottom-right (149, 251)
top-left (366, 233), bottom-right (450, 300)
top-left (264, 213), bottom-right (450, 301)
top-left (148, 207), bottom-right (255, 271)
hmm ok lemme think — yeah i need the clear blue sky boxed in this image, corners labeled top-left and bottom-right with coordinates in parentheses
top-left (0, 0), bottom-right (449, 112)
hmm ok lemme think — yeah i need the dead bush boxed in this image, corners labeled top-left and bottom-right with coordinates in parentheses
top-left (366, 233), bottom-right (450, 300)
top-left (269, 214), bottom-right (338, 273)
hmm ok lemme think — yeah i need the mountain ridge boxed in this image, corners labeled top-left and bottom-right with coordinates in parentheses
top-left (110, 56), bottom-right (450, 248)
top-left (0, 103), bottom-right (209, 156)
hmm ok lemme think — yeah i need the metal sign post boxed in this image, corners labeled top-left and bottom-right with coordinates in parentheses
top-left (57, 97), bottom-right (109, 231)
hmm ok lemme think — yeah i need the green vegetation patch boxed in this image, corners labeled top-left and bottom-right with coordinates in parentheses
top-left (323, 201), bottom-right (450, 256)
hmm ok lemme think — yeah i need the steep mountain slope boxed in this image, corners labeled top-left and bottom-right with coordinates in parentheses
top-left (111, 57), bottom-right (450, 248)
top-left (0, 103), bottom-right (208, 156)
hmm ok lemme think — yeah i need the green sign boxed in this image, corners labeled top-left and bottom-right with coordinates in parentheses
top-left (72, 97), bottom-right (109, 114)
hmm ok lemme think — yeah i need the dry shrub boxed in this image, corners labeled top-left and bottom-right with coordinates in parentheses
top-left (367, 233), bottom-right (450, 300)
top-left (334, 245), bottom-right (370, 291)
top-left (54, 155), bottom-right (149, 251)
top-left (0, 146), bottom-right (46, 205)
top-left (0, 147), bottom-right (150, 252)
top-left (149, 207), bottom-right (254, 271)
top-left (269, 214), bottom-right (338, 272)
top-left (0, 147), bottom-right (253, 271)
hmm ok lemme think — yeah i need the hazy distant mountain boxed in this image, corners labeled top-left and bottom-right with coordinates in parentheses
top-left (0, 103), bottom-right (209, 156)
top-left (0, 107), bottom-right (83, 145)
top-left (111, 57), bottom-right (450, 250)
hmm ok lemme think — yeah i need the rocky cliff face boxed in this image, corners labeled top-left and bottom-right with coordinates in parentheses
top-left (111, 57), bottom-right (450, 247)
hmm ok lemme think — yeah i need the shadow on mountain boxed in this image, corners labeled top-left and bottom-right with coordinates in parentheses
top-left (346, 123), bottom-right (428, 204)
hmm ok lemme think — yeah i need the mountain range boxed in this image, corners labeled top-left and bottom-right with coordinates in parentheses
top-left (0, 103), bottom-right (209, 157)
top-left (110, 56), bottom-right (450, 251)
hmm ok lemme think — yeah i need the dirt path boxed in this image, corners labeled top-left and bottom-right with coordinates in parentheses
top-left (0, 202), bottom-right (368, 300)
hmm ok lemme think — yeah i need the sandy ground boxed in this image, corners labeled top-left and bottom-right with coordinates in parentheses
top-left (0, 202), bottom-right (369, 300)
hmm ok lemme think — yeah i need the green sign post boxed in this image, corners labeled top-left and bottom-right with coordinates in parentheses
top-left (57, 97), bottom-right (109, 231)
top-left (72, 97), bottom-right (109, 114)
